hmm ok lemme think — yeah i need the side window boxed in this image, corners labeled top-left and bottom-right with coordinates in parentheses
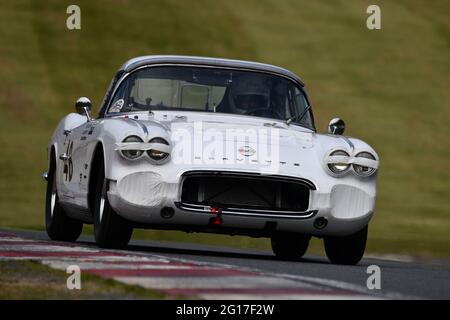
top-left (109, 79), bottom-right (128, 113)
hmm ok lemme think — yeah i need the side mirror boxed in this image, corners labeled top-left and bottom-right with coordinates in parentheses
top-left (328, 118), bottom-right (345, 135)
top-left (75, 97), bottom-right (92, 121)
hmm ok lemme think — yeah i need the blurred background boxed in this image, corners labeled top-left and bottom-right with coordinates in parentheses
top-left (0, 0), bottom-right (448, 258)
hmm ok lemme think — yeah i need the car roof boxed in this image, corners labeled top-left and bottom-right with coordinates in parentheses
top-left (119, 55), bottom-right (305, 86)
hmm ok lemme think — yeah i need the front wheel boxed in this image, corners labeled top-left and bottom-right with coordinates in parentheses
top-left (93, 161), bottom-right (132, 248)
top-left (271, 234), bottom-right (311, 260)
top-left (324, 226), bottom-right (368, 265)
top-left (45, 160), bottom-right (83, 241)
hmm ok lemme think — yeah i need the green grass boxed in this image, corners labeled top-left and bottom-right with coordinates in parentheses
top-left (0, 0), bottom-right (449, 257)
top-left (0, 260), bottom-right (169, 299)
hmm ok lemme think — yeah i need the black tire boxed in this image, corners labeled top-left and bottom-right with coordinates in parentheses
top-left (93, 160), bottom-right (132, 248)
top-left (45, 156), bottom-right (83, 241)
top-left (271, 233), bottom-right (311, 260)
top-left (324, 226), bottom-right (368, 265)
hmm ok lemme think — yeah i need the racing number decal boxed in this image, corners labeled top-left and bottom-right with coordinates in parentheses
top-left (63, 140), bottom-right (74, 182)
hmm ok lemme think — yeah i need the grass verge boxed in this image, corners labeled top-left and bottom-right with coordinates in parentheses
top-left (0, 260), bottom-right (170, 299)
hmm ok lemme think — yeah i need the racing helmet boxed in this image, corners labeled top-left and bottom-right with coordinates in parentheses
top-left (228, 75), bottom-right (270, 114)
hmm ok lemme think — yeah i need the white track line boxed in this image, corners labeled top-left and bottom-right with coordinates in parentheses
top-left (195, 293), bottom-right (373, 300)
top-left (115, 275), bottom-right (319, 290)
top-left (43, 261), bottom-right (204, 270)
top-left (0, 244), bottom-right (100, 252)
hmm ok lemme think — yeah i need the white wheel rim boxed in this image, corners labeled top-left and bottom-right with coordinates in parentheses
top-left (99, 179), bottom-right (107, 222)
top-left (50, 174), bottom-right (57, 217)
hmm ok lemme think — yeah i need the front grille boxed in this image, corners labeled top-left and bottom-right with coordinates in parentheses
top-left (180, 172), bottom-right (313, 216)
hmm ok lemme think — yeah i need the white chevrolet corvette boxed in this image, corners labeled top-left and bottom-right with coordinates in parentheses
top-left (44, 55), bottom-right (379, 265)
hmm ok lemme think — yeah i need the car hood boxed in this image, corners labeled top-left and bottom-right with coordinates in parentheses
top-left (104, 112), bottom-right (375, 178)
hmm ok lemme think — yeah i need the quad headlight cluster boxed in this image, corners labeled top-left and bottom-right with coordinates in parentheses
top-left (325, 149), bottom-right (378, 177)
top-left (117, 135), bottom-right (170, 164)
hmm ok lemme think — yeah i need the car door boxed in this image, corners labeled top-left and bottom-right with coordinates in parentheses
top-left (60, 121), bottom-right (89, 207)
top-left (76, 121), bottom-right (101, 208)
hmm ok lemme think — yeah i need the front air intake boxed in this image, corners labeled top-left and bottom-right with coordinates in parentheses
top-left (180, 172), bottom-right (313, 215)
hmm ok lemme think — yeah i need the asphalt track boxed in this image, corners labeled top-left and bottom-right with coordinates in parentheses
top-left (1, 229), bottom-right (449, 299)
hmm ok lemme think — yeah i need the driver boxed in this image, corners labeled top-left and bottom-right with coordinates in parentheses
top-left (228, 76), bottom-right (270, 115)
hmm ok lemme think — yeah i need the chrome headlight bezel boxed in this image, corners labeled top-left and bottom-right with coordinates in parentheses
top-left (352, 151), bottom-right (377, 177)
top-left (147, 137), bottom-right (170, 163)
top-left (120, 135), bottom-right (144, 160)
top-left (326, 149), bottom-right (351, 176)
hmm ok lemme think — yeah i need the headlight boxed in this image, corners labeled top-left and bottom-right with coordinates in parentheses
top-left (327, 150), bottom-right (350, 174)
top-left (353, 152), bottom-right (377, 177)
top-left (147, 137), bottom-right (169, 161)
top-left (120, 135), bottom-right (144, 160)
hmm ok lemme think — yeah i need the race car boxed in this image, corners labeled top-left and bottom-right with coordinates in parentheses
top-left (44, 55), bottom-right (379, 265)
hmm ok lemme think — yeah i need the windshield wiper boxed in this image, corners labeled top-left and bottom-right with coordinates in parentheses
top-left (286, 105), bottom-right (311, 125)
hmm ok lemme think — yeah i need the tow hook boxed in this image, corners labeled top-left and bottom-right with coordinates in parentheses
top-left (210, 207), bottom-right (223, 225)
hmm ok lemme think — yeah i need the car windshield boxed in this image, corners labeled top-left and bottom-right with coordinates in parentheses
top-left (108, 66), bottom-right (314, 129)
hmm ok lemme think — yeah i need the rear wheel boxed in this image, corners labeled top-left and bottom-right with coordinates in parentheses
top-left (45, 157), bottom-right (83, 241)
top-left (93, 160), bottom-right (132, 248)
top-left (271, 234), bottom-right (311, 260)
top-left (324, 226), bottom-right (368, 265)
